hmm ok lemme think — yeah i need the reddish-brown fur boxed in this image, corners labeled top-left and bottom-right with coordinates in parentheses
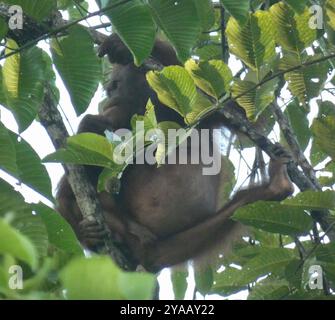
top-left (57, 35), bottom-right (294, 272)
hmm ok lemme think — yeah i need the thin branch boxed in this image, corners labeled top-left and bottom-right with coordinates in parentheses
top-left (92, 23), bottom-right (112, 30)
top-left (271, 101), bottom-right (320, 188)
top-left (233, 53), bottom-right (335, 102)
top-left (0, 0), bottom-right (132, 61)
top-left (270, 101), bottom-right (335, 241)
top-left (220, 5), bottom-right (229, 64)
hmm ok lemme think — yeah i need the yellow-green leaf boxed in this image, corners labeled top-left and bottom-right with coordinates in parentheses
top-left (146, 66), bottom-right (197, 119)
top-left (279, 53), bottom-right (328, 105)
top-left (3, 39), bottom-right (20, 99)
top-left (326, 0), bottom-right (335, 30)
top-left (226, 11), bottom-right (276, 71)
top-left (2, 40), bottom-right (46, 131)
top-left (312, 116), bottom-right (335, 160)
top-left (270, 2), bottom-right (317, 53)
top-left (185, 59), bottom-right (233, 99)
top-left (231, 78), bottom-right (279, 120)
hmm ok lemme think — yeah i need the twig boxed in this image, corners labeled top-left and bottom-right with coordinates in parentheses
top-left (270, 101), bottom-right (335, 241)
top-left (220, 5), bottom-right (229, 64)
top-left (0, 0), bottom-right (132, 61)
top-left (92, 23), bottom-right (112, 30)
top-left (271, 101), bottom-right (320, 188)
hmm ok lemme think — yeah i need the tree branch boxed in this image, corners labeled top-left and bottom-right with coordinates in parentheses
top-left (0, 0), bottom-right (132, 61)
top-left (220, 5), bottom-right (229, 64)
top-left (271, 101), bottom-right (335, 241)
top-left (271, 101), bottom-right (319, 188)
top-left (38, 90), bottom-right (136, 271)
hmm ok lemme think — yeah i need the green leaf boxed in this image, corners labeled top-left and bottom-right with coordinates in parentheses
top-left (282, 190), bottom-right (335, 210)
top-left (315, 243), bottom-right (335, 263)
top-left (146, 66), bottom-right (197, 119)
top-left (226, 11), bottom-right (276, 71)
top-left (322, 262), bottom-right (335, 284)
top-left (60, 256), bottom-right (123, 299)
top-left (317, 100), bottom-right (335, 118)
top-left (104, 0), bottom-right (155, 66)
top-left (131, 99), bottom-right (158, 132)
top-left (3, 0), bottom-right (56, 21)
top-left (57, 0), bottom-right (73, 10)
top-left (251, 229), bottom-right (282, 248)
top-left (220, 0), bottom-right (250, 25)
top-left (0, 179), bottom-right (27, 215)
top-left (233, 201), bottom-right (313, 236)
top-left (7, 131), bottom-right (53, 201)
top-left (171, 268), bottom-right (188, 300)
top-left (0, 180), bottom-right (49, 258)
top-left (248, 279), bottom-right (290, 300)
top-left (194, 264), bottom-right (213, 296)
top-left (310, 138), bottom-right (328, 167)
top-left (312, 116), bottom-right (335, 160)
top-left (284, 100), bottom-right (310, 151)
top-left (148, 0), bottom-right (201, 62)
top-left (279, 53), bottom-right (328, 105)
top-left (60, 256), bottom-right (155, 299)
top-left (51, 26), bottom-right (101, 115)
top-left (117, 272), bottom-right (156, 300)
top-left (2, 40), bottom-right (46, 131)
top-left (228, 244), bottom-right (265, 264)
top-left (285, 0), bottom-right (308, 13)
top-left (319, 162), bottom-right (335, 187)
top-left (68, 133), bottom-right (116, 161)
top-left (270, 2), bottom-right (316, 53)
top-left (44, 133), bottom-right (116, 168)
top-left (0, 17), bottom-right (8, 42)
top-left (326, 0), bottom-right (335, 31)
top-left (0, 218), bottom-right (38, 270)
top-left (33, 204), bottom-right (83, 256)
top-left (68, 1), bottom-right (89, 20)
top-left (212, 267), bottom-right (247, 295)
top-left (194, 0), bottom-right (215, 31)
top-left (284, 259), bottom-right (303, 289)
top-left (154, 121), bottom-right (188, 166)
top-left (185, 59), bottom-right (233, 99)
top-left (1, 132), bottom-right (44, 195)
top-left (11, 208), bottom-right (48, 258)
top-left (194, 44), bottom-right (222, 61)
top-left (0, 122), bottom-right (17, 173)
top-left (216, 156), bottom-right (236, 206)
top-left (238, 248), bottom-right (295, 286)
top-left (231, 78), bottom-right (279, 120)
